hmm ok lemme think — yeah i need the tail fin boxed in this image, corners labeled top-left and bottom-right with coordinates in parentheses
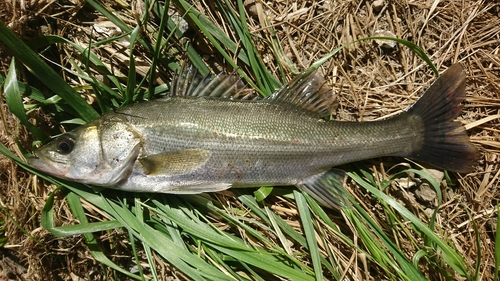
top-left (407, 63), bottom-right (478, 173)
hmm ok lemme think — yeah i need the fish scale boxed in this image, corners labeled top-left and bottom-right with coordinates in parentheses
top-left (120, 97), bottom-right (419, 159)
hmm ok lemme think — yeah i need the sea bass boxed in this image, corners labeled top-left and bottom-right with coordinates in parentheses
top-left (28, 64), bottom-right (478, 208)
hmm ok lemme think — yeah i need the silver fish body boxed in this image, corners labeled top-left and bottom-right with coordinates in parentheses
top-left (28, 64), bottom-right (478, 208)
top-left (117, 97), bottom-right (419, 186)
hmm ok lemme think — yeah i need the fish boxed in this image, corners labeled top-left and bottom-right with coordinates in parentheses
top-left (28, 63), bottom-right (478, 208)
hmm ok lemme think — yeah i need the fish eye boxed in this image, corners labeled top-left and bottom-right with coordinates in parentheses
top-left (56, 134), bottom-right (75, 154)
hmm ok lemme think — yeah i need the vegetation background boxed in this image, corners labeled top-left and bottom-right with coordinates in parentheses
top-left (0, 0), bottom-right (498, 280)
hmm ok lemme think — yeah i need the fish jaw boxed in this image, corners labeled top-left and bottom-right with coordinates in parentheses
top-left (28, 154), bottom-right (70, 179)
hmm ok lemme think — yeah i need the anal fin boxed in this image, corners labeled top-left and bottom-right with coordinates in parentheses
top-left (298, 169), bottom-right (349, 209)
top-left (164, 183), bottom-right (232, 194)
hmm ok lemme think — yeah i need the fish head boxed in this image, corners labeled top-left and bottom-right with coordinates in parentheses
top-left (28, 115), bottom-right (142, 186)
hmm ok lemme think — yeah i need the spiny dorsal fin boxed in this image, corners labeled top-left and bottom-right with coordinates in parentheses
top-left (267, 70), bottom-right (338, 117)
top-left (169, 64), bottom-right (255, 100)
top-left (170, 65), bottom-right (337, 115)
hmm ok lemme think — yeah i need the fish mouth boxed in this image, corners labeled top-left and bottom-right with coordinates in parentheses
top-left (27, 155), bottom-right (68, 178)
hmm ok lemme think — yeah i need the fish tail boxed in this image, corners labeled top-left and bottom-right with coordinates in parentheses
top-left (406, 63), bottom-right (478, 173)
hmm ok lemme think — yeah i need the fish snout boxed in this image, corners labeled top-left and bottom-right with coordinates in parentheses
top-left (27, 155), bottom-right (68, 178)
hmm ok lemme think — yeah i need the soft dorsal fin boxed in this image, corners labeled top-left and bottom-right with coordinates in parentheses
top-left (267, 70), bottom-right (337, 117)
top-left (169, 64), bottom-right (256, 100)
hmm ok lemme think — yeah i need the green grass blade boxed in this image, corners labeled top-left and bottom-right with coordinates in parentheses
top-left (266, 208), bottom-right (308, 247)
top-left (348, 170), bottom-right (469, 277)
top-left (148, 0), bottom-right (172, 100)
top-left (151, 200), bottom-right (247, 250)
top-left (129, 199), bottom-right (148, 280)
top-left (149, 1), bottom-right (210, 75)
top-left (254, 186), bottom-right (273, 201)
top-left (388, 169), bottom-right (442, 238)
top-left (84, 0), bottom-right (153, 54)
top-left (346, 200), bottom-right (425, 281)
top-left (41, 191), bottom-right (122, 237)
top-left (0, 217), bottom-right (7, 248)
top-left (67, 192), bottom-right (143, 279)
top-left (264, 205), bottom-right (292, 254)
top-left (172, 0), bottom-right (279, 94)
top-left (495, 204), bottom-right (500, 281)
top-left (234, 0), bottom-right (275, 94)
top-left (128, 230), bottom-right (146, 280)
top-left (31, 35), bottom-right (126, 102)
top-left (211, 245), bottom-right (314, 281)
top-left (0, 20), bottom-right (99, 121)
top-left (143, 244), bottom-right (159, 281)
top-left (237, 193), bottom-right (272, 225)
top-left (308, 37), bottom-right (437, 76)
top-left (188, 195), bottom-right (316, 277)
top-left (1, 202), bottom-right (45, 250)
top-left (125, 26), bottom-right (140, 104)
top-left (35, 179), bottom-right (221, 280)
top-left (461, 203), bottom-right (481, 281)
top-left (3, 58), bottom-right (46, 140)
top-left (71, 190), bottom-right (233, 280)
top-left (294, 191), bottom-right (323, 281)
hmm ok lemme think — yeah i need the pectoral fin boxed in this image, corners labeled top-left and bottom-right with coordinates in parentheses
top-left (138, 149), bottom-right (212, 176)
top-left (298, 169), bottom-right (349, 209)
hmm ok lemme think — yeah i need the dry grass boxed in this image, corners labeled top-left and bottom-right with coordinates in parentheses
top-left (0, 0), bottom-right (499, 280)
